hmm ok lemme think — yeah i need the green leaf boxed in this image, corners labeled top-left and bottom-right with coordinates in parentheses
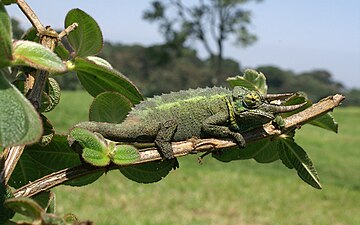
top-left (65, 171), bottom-right (104, 187)
top-left (111, 144), bottom-right (140, 165)
top-left (65, 8), bottom-right (103, 57)
top-left (0, 2), bottom-right (13, 68)
top-left (309, 113), bottom-right (338, 133)
top-left (32, 191), bottom-right (55, 213)
top-left (227, 69), bottom-right (268, 94)
top-left (119, 160), bottom-right (173, 183)
top-left (54, 42), bottom-right (70, 60)
top-left (21, 27), bottom-right (39, 42)
top-left (12, 40), bottom-right (67, 73)
top-left (4, 197), bottom-right (43, 220)
top-left (212, 139), bottom-right (279, 163)
top-left (86, 56), bottom-right (113, 69)
top-left (0, 183), bottom-right (15, 224)
top-left (70, 128), bottom-right (110, 167)
top-left (89, 91), bottom-right (133, 123)
top-left (8, 135), bottom-right (81, 189)
top-left (40, 77), bottom-right (61, 113)
top-left (0, 73), bottom-right (43, 148)
top-left (38, 114), bottom-right (55, 146)
top-left (278, 137), bottom-right (322, 189)
top-left (74, 57), bottom-right (143, 104)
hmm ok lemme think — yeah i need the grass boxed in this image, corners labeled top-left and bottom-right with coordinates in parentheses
top-left (45, 91), bottom-right (360, 225)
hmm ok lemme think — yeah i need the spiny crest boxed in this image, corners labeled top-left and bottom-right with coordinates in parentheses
top-left (133, 87), bottom-right (231, 111)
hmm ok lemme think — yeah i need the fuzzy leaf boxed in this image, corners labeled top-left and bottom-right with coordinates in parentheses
top-left (8, 135), bottom-right (81, 189)
top-left (38, 114), bottom-right (55, 146)
top-left (65, 8), bottom-right (103, 57)
top-left (87, 56), bottom-right (113, 69)
top-left (0, 183), bottom-right (15, 224)
top-left (0, 2), bottom-right (12, 68)
top-left (278, 137), bottom-right (322, 189)
top-left (0, 73), bottom-right (42, 148)
top-left (89, 91), bottom-right (133, 123)
top-left (227, 69), bottom-right (268, 94)
top-left (309, 113), bottom-right (338, 133)
top-left (75, 57), bottom-right (143, 104)
top-left (70, 128), bottom-right (110, 167)
top-left (40, 78), bottom-right (61, 113)
top-left (119, 160), bottom-right (173, 184)
top-left (12, 40), bottom-right (66, 73)
top-left (111, 144), bottom-right (140, 165)
top-left (5, 197), bottom-right (43, 220)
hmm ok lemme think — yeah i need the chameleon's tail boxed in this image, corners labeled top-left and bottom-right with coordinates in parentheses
top-left (73, 121), bottom-right (138, 142)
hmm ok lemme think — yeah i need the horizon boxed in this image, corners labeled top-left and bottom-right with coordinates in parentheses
top-left (5, 0), bottom-right (360, 89)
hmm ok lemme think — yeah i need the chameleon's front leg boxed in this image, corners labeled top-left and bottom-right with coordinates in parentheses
top-left (202, 112), bottom-right (246, 148)
top-left (154, 120), bottom-right (179, 168)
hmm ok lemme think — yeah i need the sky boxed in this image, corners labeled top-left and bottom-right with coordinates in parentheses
top-left (5, 0), bottom-right (360, 88)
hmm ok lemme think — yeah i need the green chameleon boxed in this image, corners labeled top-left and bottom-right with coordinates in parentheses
top-left (75, 86), bottom-right (304, 165)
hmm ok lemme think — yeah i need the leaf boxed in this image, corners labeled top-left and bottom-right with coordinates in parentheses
top-left (111, 144), bottom-right (140, 165)
top-left (65, 8), bottom-right (103, 57)
top-left (119, 160), bottom-right (173, 184)
top-left (74, 57), bottom-right (143, 104)
top-left (21, 27), bottom-right (39, 42)
top-left (31, 191), bottom-right (55, 213)
top-left (0, 73), bottom-right (43, 148)
top-left (278, 137), bottom-right (322, 189)
top-left (8, 135), bottom-right (81, 189)
top-left (38, 114), bottom-right (55, 146)
top-left (86, 56), bottom-right (113, 69)
top-left (12, 40), bottom-right (67, 73)
top-left (89, 91), bottom-right (133, 123)
top-left (5, 197), bottom-right (43, 220)
top-left (309, 113), bottom-right (338, 133)
top-left (70, 128), bottom-right (110, 167)
top-left (64, 171), bottom-right (104, 187)
top-left (0, 2), bottom-right (13, 68)
top-left (0, 183), bottom-right (15, 224)
top-left (212, 139), bottom-right (279, 163)
top-left (227, 69), bottom-right (268, 94)
top-left (40, 77), bottom-right (61, 113)
top-left (54, 42), bottom-right (70, 60)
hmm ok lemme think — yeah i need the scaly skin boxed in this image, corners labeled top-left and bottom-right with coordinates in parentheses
top-left (76, 86), bottom-right (304, 160)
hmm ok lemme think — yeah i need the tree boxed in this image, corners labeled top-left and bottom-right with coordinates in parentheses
top-left (143, 0), bottom-right (261, 83)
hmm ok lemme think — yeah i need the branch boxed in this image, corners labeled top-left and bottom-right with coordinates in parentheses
top-left (16, 0), bottom-right (45, 33)
top-left (13, 94), bottom-right (345, 198)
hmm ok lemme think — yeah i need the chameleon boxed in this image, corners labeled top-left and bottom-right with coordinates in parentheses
top-left (75, 86), bottom-right (304, 164)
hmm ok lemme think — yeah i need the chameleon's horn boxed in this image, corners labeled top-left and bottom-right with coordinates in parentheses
top-left (265, 93), bottom-right (294, 101)
top-left (270, 102), bottom-right (307, 113)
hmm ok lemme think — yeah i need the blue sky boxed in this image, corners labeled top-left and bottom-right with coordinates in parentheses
top-left (6, 0), bottom-right (360, 88)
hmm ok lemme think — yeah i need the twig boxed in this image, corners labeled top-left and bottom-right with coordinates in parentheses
top-left (59, 23), bottom-right (79, 40)
top-left (16, 0), bottom-right (45, 33)
top-left (13, 94), bottom-right (345, 198)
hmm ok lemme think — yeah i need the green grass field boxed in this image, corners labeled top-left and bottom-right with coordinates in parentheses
top-left (45, 91), bottom-right (360, 225)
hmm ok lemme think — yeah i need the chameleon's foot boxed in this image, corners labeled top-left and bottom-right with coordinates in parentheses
top-left (171, 158), bottom-right (179, 169)
top-left (273, 115), bottom-right (286, 130)
top-left (231, 132), bottom-right (246, 148)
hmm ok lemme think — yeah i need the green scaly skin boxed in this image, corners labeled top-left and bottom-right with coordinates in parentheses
top-left (75, 86), bottom-right (304, 164)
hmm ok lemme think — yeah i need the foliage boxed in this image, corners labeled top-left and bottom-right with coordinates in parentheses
top-left (0, 1), bottom-right (344, 224)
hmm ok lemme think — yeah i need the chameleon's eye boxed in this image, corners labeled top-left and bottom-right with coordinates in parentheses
top-left (243, 92), bottom-right (261, 108)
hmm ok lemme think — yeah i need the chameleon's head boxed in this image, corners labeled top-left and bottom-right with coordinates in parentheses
top-left (231, 86), bottom-right (305, 128)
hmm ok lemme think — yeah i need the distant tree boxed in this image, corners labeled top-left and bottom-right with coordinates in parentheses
top-left (11, 18), bottom-right (24, 39)
top-left (143, 0), bottom-right (261, 84)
